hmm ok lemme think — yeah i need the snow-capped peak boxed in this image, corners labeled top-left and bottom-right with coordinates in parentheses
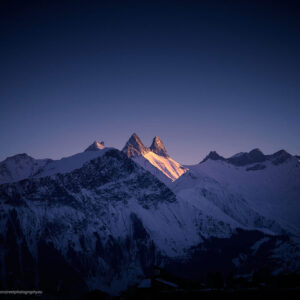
top-left (0, 153), bottom-right (52, 184)
top-left (227, 148), bottom-right (266, 166)
top-left (200, 148), bottom-right (296, 168)
top-left (201, 151), bottom-right (225, 163)
top-left (268, 149), bottom-right (292, 165)
top-left (249, 148), bottom-right (264, 155)
top-left (122, 133), bottom-right (149, 157)
top-left (150, 136), bottom-right (169, 157)
top-left (84, 141), bottom-right (105, 152)
top-left (122, 134), bottom-right (187, 182)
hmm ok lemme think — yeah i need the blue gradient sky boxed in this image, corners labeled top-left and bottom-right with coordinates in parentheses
top-left (1, 0), bottom-right (300, 164)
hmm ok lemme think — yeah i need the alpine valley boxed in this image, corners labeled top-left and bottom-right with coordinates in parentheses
top-left (0, 133), bottom-right (299, 297)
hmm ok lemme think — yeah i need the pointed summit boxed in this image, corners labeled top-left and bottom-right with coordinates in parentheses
top-left (270, 149), bottom-right (291, 157)
top-left (84, 141), bottom-right (105, 152)
top-left (248, 148), bottom-right (265, 161)
top-left (150, 136), bottom-right (169, 157)
top-left (122, 133), bottom-right (149, 157)
top-left (269, 149), bottom-right (292, 165)
top-left (201, 151), bottom-right (225, 163)
top-left (249, 148), bottom-right (264, 155)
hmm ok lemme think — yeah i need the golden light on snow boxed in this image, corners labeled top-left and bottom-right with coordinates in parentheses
top-left (143, 151), bottom-right (188, 181)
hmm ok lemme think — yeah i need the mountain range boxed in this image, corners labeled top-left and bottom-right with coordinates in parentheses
top-left (0, 133), bottom-right (299, 296)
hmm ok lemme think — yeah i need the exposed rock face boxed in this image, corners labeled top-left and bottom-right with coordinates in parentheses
top-left (0, 149), bottom-right (184, 295)
top-left (122, 133), bottom-right (149, 157)
top-left (150, 136), bottom-right (169, 157)
top-left (1, 136), bottom-right (300, 296)
top-left (0, 148), bottom-right (299, 296)
top-left (123, 134), bottom-right (187, 182)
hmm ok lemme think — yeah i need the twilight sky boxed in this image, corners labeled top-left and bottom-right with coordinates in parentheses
top-left (1, 0), bottom-right (300, 164)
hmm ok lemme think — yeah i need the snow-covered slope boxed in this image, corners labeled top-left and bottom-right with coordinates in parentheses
top-left (0, 134), bottom-right (187, 186)
top-left (123, 133), bottom-right (188, 183)
top-left (200, 148), bottom-right (293, 166)
top-left (132, 155), bottom-right (173, 186)
top-left (142, 151), bottom-right (187, 182)
top-left (173, 150), bottom-right (300, 235)
top-left (0, 149), bottom-right (239, 294)
top-left (0, 141), bottom-right (109, 184)
top-left (0, 146), bottom-right (299, 295)
top-left (35, 146), bottom-right (111, 178)
top-left (0, 153), bottom-right (52, 184)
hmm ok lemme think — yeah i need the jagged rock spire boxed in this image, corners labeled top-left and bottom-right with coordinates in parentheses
top-left (84, 141), bottom-right (105, 152)
top-left (122, 133), bottom-right (149, 157)
top-left (150, 136), bottom-right (169, 157)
